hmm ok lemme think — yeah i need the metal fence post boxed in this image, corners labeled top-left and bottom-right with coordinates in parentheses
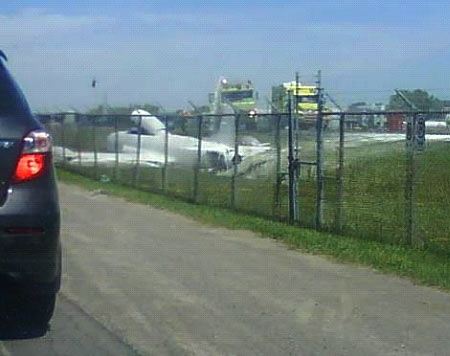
top-left (162, 115), bottom-right (169, 192)
top-left (76, 114), bottom-right (82, 170)
top-left (193, 114), bottom-right (203, 203)
top-left (92, 116), bottom-right (98, 180)
top-left (133, 114), bottom-right (142, 186)
top-left (231, 112), bottom-right (240, 209)
top-left (273, 113), bottom-right (282, 220)
top-left (60, 115), bottom-right (66, 166)
top-left (315, 73), bottom-right (324, 230)
top-left (405, 113), bottom-right (416, 245)
top-left (335, 113), bottom-right (345, 232)
top-left (405, 145), bottom-right (414, 246)
top-left (113, 115), bottom-right (119, 180)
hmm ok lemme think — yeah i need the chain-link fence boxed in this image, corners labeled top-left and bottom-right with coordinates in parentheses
top-left (39, 110), bottom-right (450, 255)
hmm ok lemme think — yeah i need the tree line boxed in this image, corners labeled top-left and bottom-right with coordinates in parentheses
top-left (386, 89), bottom-right (447, 112)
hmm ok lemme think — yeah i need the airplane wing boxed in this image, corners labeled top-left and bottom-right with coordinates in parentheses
top-left (53, 146), bottom-right (174, 167)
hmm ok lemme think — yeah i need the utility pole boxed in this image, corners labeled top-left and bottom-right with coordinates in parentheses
top-left (315, 70), bottom-right (324, 229)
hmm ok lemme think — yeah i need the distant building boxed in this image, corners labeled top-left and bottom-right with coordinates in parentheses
top-left (347, 102), bottom-right (386, 130)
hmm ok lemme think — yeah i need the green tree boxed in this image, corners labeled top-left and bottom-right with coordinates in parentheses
top-left (387, 89), bottom-right (443, 111)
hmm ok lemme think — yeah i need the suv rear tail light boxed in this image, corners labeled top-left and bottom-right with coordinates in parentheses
top-left (13, 130), bottom-right (52, 183)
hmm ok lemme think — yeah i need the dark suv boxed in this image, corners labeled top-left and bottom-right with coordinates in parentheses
top-left (0, 51), bottom-right (61, 326)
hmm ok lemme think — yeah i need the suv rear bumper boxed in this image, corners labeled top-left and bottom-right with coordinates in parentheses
top-left (0, 224), bottom-right (60, 277)
top-left (0, 179), bottom-right (61, 291)
top-left (0, 217), bottom-right (60, 289)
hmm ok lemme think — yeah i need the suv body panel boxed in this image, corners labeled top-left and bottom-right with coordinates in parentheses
top-left (0, 54), bottom-right (61, 294)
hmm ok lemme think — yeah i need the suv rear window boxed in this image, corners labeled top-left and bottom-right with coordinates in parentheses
top-left (0, 60), bottom-right (38, 138)
top-left (0, 61), bottom-right (31, 117)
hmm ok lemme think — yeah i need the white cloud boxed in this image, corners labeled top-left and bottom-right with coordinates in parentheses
top-left (0, 8), bottom-right (115, 48)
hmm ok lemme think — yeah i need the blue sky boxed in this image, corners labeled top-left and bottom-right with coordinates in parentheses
top-left (2, 1), bottom-right (450, 112)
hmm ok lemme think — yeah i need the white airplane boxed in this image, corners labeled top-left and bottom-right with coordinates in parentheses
top-left (106, 109), bottom-right (235, 170)
top-left (53, 109), bottom-right (271, 171)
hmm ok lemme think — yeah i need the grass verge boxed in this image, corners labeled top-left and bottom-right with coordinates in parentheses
top-left (57, 168), bottom-right (450, 291)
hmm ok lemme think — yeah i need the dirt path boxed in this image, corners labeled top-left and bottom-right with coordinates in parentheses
top-left (58, 182), bottom-right (450, 355)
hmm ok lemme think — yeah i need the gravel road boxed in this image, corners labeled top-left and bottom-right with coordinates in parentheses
top-left (1, 182), bottom-right (450, 355)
